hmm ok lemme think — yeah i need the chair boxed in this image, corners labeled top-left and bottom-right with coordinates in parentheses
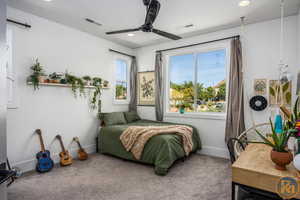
top-left (228, 123), bottom-right (283, 200)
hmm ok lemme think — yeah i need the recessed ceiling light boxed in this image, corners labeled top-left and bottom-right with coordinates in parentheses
top-left (127, 33), bottom-right (135, 37)
top-left (43, 0), bottom-right (53, 2)
top-left (239, 0), bottom-right (251, 7)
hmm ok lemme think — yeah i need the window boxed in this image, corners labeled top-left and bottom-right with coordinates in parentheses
top-left (167, 47), bottom-right (228, 115)
top-left (115, 59), bottom-right (129, 102)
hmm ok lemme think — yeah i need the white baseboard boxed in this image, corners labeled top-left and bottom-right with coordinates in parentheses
top-left (13, 144), bottom-right (228, 173)
top-left (12, 144), bottom-right (96, 173)
top-left (197, 146), bottom-right (229, 159)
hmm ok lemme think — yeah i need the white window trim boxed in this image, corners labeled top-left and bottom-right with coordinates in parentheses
top-left (113, 56), bottom-right (131, 105)
top-left (6, 28), bottom-right (18, 109)
top-left (163, 40), bottom-right (231, 120)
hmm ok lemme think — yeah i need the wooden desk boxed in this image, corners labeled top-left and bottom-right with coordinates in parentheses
top-left (232, 144), bottom-right (300, 200)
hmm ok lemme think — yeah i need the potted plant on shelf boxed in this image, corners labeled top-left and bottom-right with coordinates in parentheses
top-left (82, 76), bottom-right (92, 86)
top-left (252, 119), bottom-right (297, 170)
top-left (103, 80), bottom-right (109, 88)
top-left (49, 72), bottom-right (63, 84)
top-left (29, 59), bottom-right (45, 90)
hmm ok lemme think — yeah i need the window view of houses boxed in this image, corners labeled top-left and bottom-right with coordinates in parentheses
top-left (169, 49), bottom-right (227, 113)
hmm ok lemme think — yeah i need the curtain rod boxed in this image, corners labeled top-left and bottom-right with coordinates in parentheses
top-left (156, 35), bottom-right (240, 53)
top-left (109, 49), bottom-right (135, 58)
top-left (7, 19), bottom-right (31, 28)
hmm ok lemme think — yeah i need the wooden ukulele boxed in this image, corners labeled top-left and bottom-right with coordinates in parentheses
top-left (73, 137), bottom-right (88, 160)
top-left (56, 135), bottom-right (73, 166)
top-left (35, 129), bottom-right (54, 173)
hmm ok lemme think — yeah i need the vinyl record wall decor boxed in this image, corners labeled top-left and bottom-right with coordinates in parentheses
top-left (249, 95), bottom-right (268, 111)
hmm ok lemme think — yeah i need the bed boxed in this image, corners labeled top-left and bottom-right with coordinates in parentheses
top-left (97, 113), bottom-right (201, 176)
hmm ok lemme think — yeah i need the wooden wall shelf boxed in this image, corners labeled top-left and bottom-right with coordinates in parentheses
top-left (27, 82), bottom-right (110, 89)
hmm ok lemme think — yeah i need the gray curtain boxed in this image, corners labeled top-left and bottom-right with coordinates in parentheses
top-left (155, 52), bottom-right (164, 121)
top-left (128, 57), bottom-right (138, 111)
top-left (225, 38), bottom-right (245, 142)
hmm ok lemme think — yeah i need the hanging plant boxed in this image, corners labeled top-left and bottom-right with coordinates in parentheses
top-left (29, 59), bottom-right (45, 90)
top-left (91, 77), bottom-right (102, 109)
top-left (65, 73), bottom-right (79, 97)
top-left (77, 78), bottom-right (85, 97)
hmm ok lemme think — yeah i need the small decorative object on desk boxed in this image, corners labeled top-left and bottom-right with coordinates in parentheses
top-left (275, 114), bottom-right (283, 134)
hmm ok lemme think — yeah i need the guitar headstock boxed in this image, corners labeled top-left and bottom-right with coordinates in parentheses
top-left (36, 129), bottom-right (42, 135)
top-left (56, 135), bottom-right (62, 140)
top-left (73, 137), bottom-right (79, 142)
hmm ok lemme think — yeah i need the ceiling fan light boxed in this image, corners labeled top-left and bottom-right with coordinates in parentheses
top-left (239, 0), bottom-right (251, 7)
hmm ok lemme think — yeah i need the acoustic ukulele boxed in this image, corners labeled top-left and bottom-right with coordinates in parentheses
top-left (35, 129), bottom-right (54, 173)
top-left (73, 137), bottom-right (88, 161)
top-left (56, 135), bottom-right (73, 166)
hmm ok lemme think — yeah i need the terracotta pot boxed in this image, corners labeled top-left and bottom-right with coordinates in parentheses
top-left (38, 76), bottom-right (47, 83)
top-left (50, 80), bottom-right (60, 84)
top-left (270, 150), bottom-right (293, 170)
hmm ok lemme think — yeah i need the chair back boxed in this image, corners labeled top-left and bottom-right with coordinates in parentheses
top-left (234, 123), bottom-right (271, 157)
top-left (227, 138), bottom-right (245, 164)
top-left (227, 123), bottom-right (271, 164)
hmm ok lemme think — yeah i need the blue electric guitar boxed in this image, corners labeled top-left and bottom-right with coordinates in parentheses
top-left (35, 129), bottom-right (54, 173)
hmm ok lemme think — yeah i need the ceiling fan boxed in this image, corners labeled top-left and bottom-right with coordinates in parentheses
top-left (106, 0), bottom-right (182, 40)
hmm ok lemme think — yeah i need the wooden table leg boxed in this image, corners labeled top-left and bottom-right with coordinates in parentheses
top-left (232, 182), bottom-right (236, 200)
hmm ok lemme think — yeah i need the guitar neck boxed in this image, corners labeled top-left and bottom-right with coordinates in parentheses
top-left (76, 141), bottom-right (83, 150)
top-left (58, 138), bottom-right (66, 153)
top-left (37, 132), bottom-right (46, 152)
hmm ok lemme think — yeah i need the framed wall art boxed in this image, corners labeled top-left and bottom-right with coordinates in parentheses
top-left (269, 80), bottom-right (292, 106)
top-left (254, 79), bottom-right (267, 95)
top-left (138, 71), bottom-right (155, 106)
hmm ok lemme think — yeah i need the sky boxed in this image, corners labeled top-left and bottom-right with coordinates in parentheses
top-left (116, 59), bottom-right (127, 86)
top-left (170, 49), bottom-right (226, 87)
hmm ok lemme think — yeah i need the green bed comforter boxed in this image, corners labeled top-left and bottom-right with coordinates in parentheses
top-left (98, 120), bottom-right (201, 175)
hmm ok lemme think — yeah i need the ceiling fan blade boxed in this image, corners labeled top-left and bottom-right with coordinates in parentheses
top-left (152, 29), bottom-right (182, 40)
top-left (106, 28), bottom-right (141, 35)
top-left (145, 0), bottom-right (160, 25)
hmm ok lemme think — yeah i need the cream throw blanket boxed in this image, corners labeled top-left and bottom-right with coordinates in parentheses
top-left (120, 125), bottom-right (194, 160)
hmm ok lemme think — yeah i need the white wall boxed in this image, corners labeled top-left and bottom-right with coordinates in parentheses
top-left (7, 7), bottom-right (135, 172)
top-left (298, 9), bottom-right (300, 72)
top-left (0, 1), bottom-right (7, 199)
top-left (136, 16), bottom-right (299, 158)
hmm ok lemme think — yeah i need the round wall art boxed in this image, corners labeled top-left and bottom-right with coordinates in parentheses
top-left (249, 95), bottom-right (268, 111)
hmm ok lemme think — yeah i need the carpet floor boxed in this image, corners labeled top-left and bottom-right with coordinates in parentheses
top-left (8, 153), bottom-right (231, 200)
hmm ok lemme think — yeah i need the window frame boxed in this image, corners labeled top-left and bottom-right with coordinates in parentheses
top-left (6, 28), bottom-right (18, 109)
top-left (164, 41), bottom-right (231, 120)
top-left (113, 56), bottom-right (131, 104)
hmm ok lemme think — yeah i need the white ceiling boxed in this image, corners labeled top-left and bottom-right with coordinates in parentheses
top-left (7, 0), bottom-right (300, 49)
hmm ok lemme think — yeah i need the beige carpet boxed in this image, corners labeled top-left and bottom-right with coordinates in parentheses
top-left (8, 153), bottom-right (231, 200)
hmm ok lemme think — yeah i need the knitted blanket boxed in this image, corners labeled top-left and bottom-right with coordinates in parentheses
top-left (120, 125), bottom-right (194, 160)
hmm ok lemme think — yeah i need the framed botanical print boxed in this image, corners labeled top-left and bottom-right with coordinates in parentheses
top-left (138, 71), bottom-right (155, 106)
top-left (254, 79), bottom-right (267, 95)
top-left (269, 80), bottom-right (292, 106)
